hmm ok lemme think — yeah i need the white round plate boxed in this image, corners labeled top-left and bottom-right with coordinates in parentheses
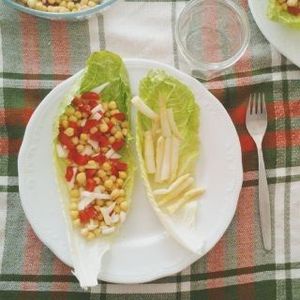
top-left (18, 59), bottom-right (242, 284)
top-left (249, 0), bottom-right (300, 67)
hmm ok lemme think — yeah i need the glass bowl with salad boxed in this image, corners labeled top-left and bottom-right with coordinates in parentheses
top-left (2, 0), bottom-right (117, 20)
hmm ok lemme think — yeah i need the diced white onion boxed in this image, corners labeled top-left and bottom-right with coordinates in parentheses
top-left (91, 104), bottom-right (104, 115)
top-left (105, 148), bottom-right (121, 159)
top-left (82, 145), bottom-right (93, 156)
top-left (56, 144), bottom-right (68, 158)
top-left (91, 112), bottom-right (103, 121)
top-left (87, 139), bottom-right (99, 151)
top-left (131, 96), bottom-right (158, 120)
top-left (100, 207), bottom-right (113, 226)
top-left (101, 226), bottom-right (115, 235)
top-left (67, 167), bottom-right (78, 189)
top-left (110, 213), bottom-right (120, 224)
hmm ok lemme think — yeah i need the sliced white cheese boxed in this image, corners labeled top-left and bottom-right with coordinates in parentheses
top-left (87, 219), bottom-right (98, 231)
top-left (144, 131), bottom-right (156, 174)
top-left (159, 177), bottom-right (194, 206)
top-left (91, 82), bottom-right (110, 94)
top-left (87, 139), bottom-right (99, 151)
top-left (91, 112), bottom-right (102, 121)
top-left (56, 143), bottom-right (68, 158)
top-left (67, 167), bottom-right (78, 190)
top-left (105, 148), bottom-right (121, 159)
top-left (160, 136), bottom-right (171, 181)
top-left (91, 104), bottom-right (104, 115)
top-left (153, 173), bottom-right (190, 196)
top-left (170, 136), bottom-right (180, 181)
top-left (166, 188), bottom-right (205, 214)
top-left (101, 226), bottom-right (115, 235)
top-left (131, 96), bottom-right (158, 120)
top-left (154, 136), bottom-right (165, 183)
top-left (160, 105), bottom-right (171, 137)
top-left (167, 108), bottom-right (182, 139)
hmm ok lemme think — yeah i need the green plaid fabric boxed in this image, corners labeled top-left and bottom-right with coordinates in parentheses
top-left (0, 0), bottom-right (300, 298)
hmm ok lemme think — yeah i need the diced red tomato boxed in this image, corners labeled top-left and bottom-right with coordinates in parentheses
top-left (88, 99), bottom-right (98, 109)
top-left (112, 139), bottom-right (125, 151)
top-left (90, 132), bottom-right (109, 147)
top-left (82, 119), bottom-right (99, 133)
top-left (111, 164), bottom-right (118, 176)
top-left (79, 206), bottom-right (98, 223)
top-left (86, 178), bottom-right (96, 192)
top-left (81, 92), bottom-right (99, 101)
top-left (71, 97), bottom-right (81, 107)
top-left (65, 166), bottom-right (74, 182)
top-left (58, 132), bottom-right (74, 150)
top-left (107, 122), bottom-right (114, 131)
top-left (93, 154), bottom-right (106, 164)
top-left (69, 150), bottom-right (90, 165)
top-left (86, 169), bottom-right (97, 179)
top-left (112, 160), bottom-right (128, 171)
top-left (114, 112), bottom-right (126, 121)
top-left (288, 6), bottom-right (300, 15)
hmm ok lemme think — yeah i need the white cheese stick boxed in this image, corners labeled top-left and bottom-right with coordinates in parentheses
top-left (166, 188), bottom-right (205, 214)
top-left (170, 136), bottom-right (180, 181)
top-left (159, 176), bottom-right (194, 205)
top-left (131, 96), bottom-right (158, 120)
top-left (167, 108), bottom-right (182, 139)
top-left (154, 136), bottom-right (165, 183)
top-left (160, 136), bottom-right (172, 181)
top-left (144, 131), bottom-right (156, 174)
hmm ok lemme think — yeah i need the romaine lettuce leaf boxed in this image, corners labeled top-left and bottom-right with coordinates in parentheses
top-left (53, 51), bottom-right (134, 288)
top-left (136, 70), bottom-right (204, 254)
top-left (268, 0), bottom-right (300, 28)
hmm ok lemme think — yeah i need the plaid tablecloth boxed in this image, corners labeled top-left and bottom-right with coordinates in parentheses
top-left (0, 0), bottom-right (300, 298)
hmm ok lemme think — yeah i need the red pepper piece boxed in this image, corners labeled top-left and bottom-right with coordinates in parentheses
top-left (82, 119), bottom-right (99, 133)
top-left (288, 6), bottom-right (300, 15)
top-left (81, 92), bottom-right (99, 100)
top-left (93, 154), bottom-right (106, 164)
top-left (86, 169), bottom-right (97, 179)
top-left (112, 160), bottom-right (128, 171)
top-left (112, 139), bottom-right (125, 151)
top-left (65, 166), bottom-right (74, 182)
top-left (90, 132), bottom-right (109, 147)
top-left (69, 150), bottom-right (90, 165)
top-left (79, 206), bottom-right (98, 223)
top-left (114, 112), bottom-right (126, 121)
top-left (58, 132), bottom-right (74, 150)
top-left (86, 178), bottom-right (96, 192)
top-left (88, 99), bottom-right (98, 109)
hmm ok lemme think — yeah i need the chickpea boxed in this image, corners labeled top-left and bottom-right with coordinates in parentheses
top-left (120, 201), bottom-right (128, 211)
top-left (104, 179), bottom-right (113, 189)
top-left (100, 221), bottom-right (105, 227)
top-left (97, 185), bottom-right (105, 192)
top-left (70, 210), bottom-right (79, 219)
top-left (111, 117), bottom-right (117, 125)
top-left (69, 115), bottom-right (77, 122)
top-left (109, 136), bottom-right (116, 144)
top-left (103, 162), bottom-right (111, 171)
top-left (76, 144), bottom-right (84, 152)
top-left (105, 111), bottom-right (111, 117)
top-left (70, 189), bottom-right (80, 198)
top-left (110, 109), bottom-right (119, 115)
top-left (61, 120), bottom-right (69, 128)
top-left (105, 200), bottom-right (113, 207)
top-left (108, 101), bottom-right (117, 110)
top-left (99, 123), bottom-right (109, 133)
top-left (96, 199), bottom-right (104, 206)
top-left (97, 169), bottom-right (106, 178)
top-left (119, 171), bottom-right (127, 179)
top-left (121, 121), bottom-right (129, 128)
top-left (88, 1), bottom-right (96, 6)
top-left (80, 133), bottom-right (88, 141)
top-left (67, 1), bottom-right (75, 9)
top-left (82, 112), bottom-right (88, 118)
top-left (90, 127), bottom-right (98, 134)
top-left (119, 189), bottom-right (125, 197)
top-left (114, 131), bottom-right (123, 140)
top-left (94, 205), bottom-right (101, 212)
top-left (122, 128), bottom-right (128, 136)
top-left (70, 203), bottom-right (78, 210)
top-left (116, 178), bottom-right (124, 187)
top-left (116, 197), bottom-right (125, 204)
top-left (101, 147), bottom-right (108, 153)
top-left (64, 127), bottom-right (74, 137)
top-left (60, 115), bottom-right (68, 122)
top-left (104, 117), bottom-right (110, 123)
top-left (102, 103), bottom-right (108, 111)
top-left (76, 172), bottom-right (86, 185)
top-left (97, 214), bottom-right (104, 221)
top-left (94, 177), bottom-right (101, 184)
top-left (71, 197), bottom-right (79, 203)
top-left (111, 189), bottom-right (120, 199)
top-left (110, 127), bottom-right (117, 135)
top-left (72, 136), bottom-right (79, 145)
top-left (110, 175), bottom-right (117, 182)
top-left (75, 111), bottom-right (82, 119)
top-left (94, 228), bottom-right (101, 237)
top-left (114, 206), bottom-right (121, 214)
top-left (65, 106), bottom-right (75, 116)
top-left (73, 218), bottom-right (80, 227)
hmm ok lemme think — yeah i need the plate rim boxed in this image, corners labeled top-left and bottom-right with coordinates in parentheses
top-left (18, 58), bottom-right (243, 284)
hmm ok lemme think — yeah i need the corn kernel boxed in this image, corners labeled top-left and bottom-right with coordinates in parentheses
top-left (64, 127), bottom-right (74, 137)
top-left (99, 123), bottom-right (109, 133)
top-left (76, 144), bottom-right (84, 152)
top-left (116, 178), bottom-right (124, 187)
top-left (108, 101), bottom-right (117, 110)
top-left (70, 210), bottom-right (79, 219)
top-left (103, 162), bottom-right (111, 171)
top-left (116, 197), bottom-right (125, 204)
top-left (90, 127), bottom-right (98, 134)
top-left (119, 171), bottom-right (127, 179)
top-left (121, 121), bottom-right (129, 128)
top-left (65, 106), bottom-right (75, 116)
top-left (104, 179), bottom-right (113, 189)
top-left (110, 109), bottom-right (120, 115)
top-left (75, 111), bottom-right (82, 119)
top-left (80, 133), bottom-right (88, 141)
top-left (61, 120), bottom-right (69, 128)
top-left (97, 169), bottom-right (106, 178)
top-left (73, 218), bottom-right (81, 227)
top-left (120, 201), bottom-right (128, 211)
top-left (70, 203), bottom-right (78, 210)
top-left (69, 115), bottom-right (77, 122)
top-left (114, 131), bottom-right (123, 139)
top-left (76, 172), bottom-right (86, 185)
top-left (70, 189), bottom-right (80, 198)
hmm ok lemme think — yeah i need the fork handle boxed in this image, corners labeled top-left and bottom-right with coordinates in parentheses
top-left (257, 146), bottom-right (272, 251)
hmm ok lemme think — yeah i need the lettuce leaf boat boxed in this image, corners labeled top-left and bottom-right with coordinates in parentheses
top-left (268, 0), bottom-right (300, 28)
top-left (134, 70), bottom-right (205, 254)
top-left (53, 51), bottom-right (134, 288)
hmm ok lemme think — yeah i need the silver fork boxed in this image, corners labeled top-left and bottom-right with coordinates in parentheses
top-left (246, 93), bottom-right (272, 251)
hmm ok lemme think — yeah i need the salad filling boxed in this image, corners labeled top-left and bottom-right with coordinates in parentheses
top-left (56, 91), bottom-right (129, 240)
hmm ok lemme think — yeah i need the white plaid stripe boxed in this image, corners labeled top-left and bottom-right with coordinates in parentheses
top-left (0, 192), bottom-right (7, 273)
top-left (88, 16), bottom-right (101, 53)
top-left (0, 177), bottom-right (18, 186)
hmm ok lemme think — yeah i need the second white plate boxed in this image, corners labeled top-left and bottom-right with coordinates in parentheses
top-left (18, 58), bottom-right (243, 283)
